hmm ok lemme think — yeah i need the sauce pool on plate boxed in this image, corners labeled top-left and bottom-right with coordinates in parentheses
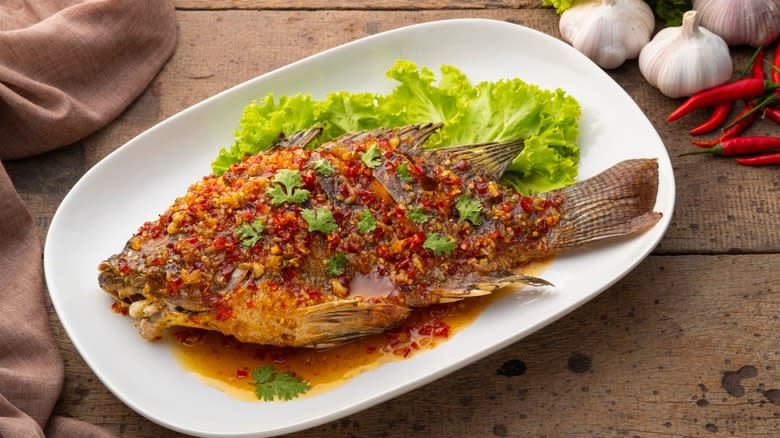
top-left (171, 260), bottom-right (550, 400)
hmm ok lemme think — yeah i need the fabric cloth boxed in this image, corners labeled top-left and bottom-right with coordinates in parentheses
top-left (0, 1), bottom-right (176, 436)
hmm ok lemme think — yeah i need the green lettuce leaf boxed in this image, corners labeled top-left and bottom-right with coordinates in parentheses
top-left (213, 60), bottom-right (581, 195)
top-left (213, 94), bottom-right (320, 174)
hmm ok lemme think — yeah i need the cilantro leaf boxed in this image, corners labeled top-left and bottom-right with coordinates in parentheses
top-left (237, 219), bottom-right (265, 248)
top-left (360, 145), bottom-right (382, 169)
top-left (396, 162), bottom-right (413, 184)
top-left (455, 195), bottom-right (483, 226)
top-left (406, 207), bottom-right (430, 224)
top-left (251, 366), bottom-right (310, 401)
top-left (423, 233), bottom-right (457, 256)
top-left (267, 169), bottom-right (311, 205)
top-left (311, 158), bottom-right (334, 177)
top-left (302, 207), bottom-right (337, 233)
top-left (327, 253), bottom-right (348, 276)
top-left (357, 209), bottom-right (376, 234)
top-left (644, 0), bottom-right (691, 26)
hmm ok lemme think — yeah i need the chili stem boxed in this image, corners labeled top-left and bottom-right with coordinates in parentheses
top-left (741, 46), bottom-right (765, 79)
top-left (680, 146), bottom-right (724, 156)
top-left (722, 94), bottom-right (778, 130)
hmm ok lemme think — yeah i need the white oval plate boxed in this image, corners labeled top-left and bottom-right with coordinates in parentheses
top-left (44, 19), bottom-right (674, 438)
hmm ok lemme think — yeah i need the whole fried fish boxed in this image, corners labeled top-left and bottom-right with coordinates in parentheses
top-left (99, 124), bottom-right (661, 348)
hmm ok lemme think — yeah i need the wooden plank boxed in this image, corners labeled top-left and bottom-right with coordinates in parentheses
top-left (1, 4), bottom-right (776, 438)
top-left (51, 254), bottom-right (780, 437)
top-left (175, 0), bottom-right (540, 10)
top-left (608, 51), bottom-right (780, 255)
top-left (154, 9), bottom-right (561, 120)
top-left (9, 9), bottom-right (779, 254)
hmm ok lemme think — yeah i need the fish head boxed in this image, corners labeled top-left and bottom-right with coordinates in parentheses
top-left (98, 254), bottom-right (149, 307)
top-left (97, 237), bottom-right (213, 339)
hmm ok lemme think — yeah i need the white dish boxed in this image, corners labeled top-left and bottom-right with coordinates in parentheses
top-left (44, 19), bottom-right (674, 438)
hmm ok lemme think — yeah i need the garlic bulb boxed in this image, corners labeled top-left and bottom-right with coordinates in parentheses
top-left (693, 0), bottom-right (780, 47)
top-left (559, 0), bottom-right (655, 69)
top-left (639, 11), bottom-right (732, 98)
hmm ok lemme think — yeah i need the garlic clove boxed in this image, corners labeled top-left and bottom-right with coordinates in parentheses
top-left (693, 0), bottom-right (780, 47)
top-left (559, 0), bottom-right (655, 69)
top-left (639, 10), bottom-right (732, 98)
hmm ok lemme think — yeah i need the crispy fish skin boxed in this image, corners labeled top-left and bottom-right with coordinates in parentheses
top-left (98, 124), bottom-right (661, 348)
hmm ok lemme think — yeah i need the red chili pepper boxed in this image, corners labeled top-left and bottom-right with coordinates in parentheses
top-left (773, 46), bottom-right (780, 99)
top-left (740, 46), bottom-right (766, 79)
top-left (773, 46), bottom-right (780, 82)
top-left (668, 79), bottom-right (780, 122)
top-left (681, 136), bottom-right (780, 156)
top-left (692, 103), bottom-right (758, 147)
top-left (689, 103), bottom-right (732, 135)
top-left (752, 47), bottom-right (766, 79)
top-left (722, 93), bottom-right (779, 129)
top-left (736, 152), bottom-right (780, 166)
top-left (765, 106), bottom-right (780, 124)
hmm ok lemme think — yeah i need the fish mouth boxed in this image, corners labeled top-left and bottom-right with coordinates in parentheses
top-left (98, 256), bottom-right (208, 339)
top-left (98, 257), bottom-right (146, 307)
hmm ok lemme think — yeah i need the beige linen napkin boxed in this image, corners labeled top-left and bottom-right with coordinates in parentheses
top-left (0, 1), bottom-right (176, 436)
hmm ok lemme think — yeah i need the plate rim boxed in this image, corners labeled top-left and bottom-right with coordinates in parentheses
top-left (43, 17), bottom-right (675, 438)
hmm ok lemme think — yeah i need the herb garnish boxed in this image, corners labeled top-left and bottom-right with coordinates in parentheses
top-left (311, 159), bottom-right (334, 176)
top-left (406, 207), bottom-right (430, 224)
top-left (455, 195), bottom-right (483, 226)
top-left (396, 162), bottom-right (413, 183)
top-left (302, 207), bottom-right (337, 233)
top-left (327, 253), bottom-right (348, 276)
top-left (423, 233), bottom-right (457, 256)
top-left (251, 366), bottom-right (310, 401)
top-left (357, 209), bottom-right (377, 233)
top-left (360, 144), bottom-right (382, 169)
top-left (266, 169), bottom-right (310, 205)
top-left (237, 219), bottom-right (265, 248)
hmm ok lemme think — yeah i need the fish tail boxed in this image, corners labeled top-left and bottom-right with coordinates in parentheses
top-left (550, 159), bottom-right (662, 250)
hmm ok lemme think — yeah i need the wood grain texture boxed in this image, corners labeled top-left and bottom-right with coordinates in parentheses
top-left (175, 0), bottom-right (539, 10)
top-left (50, 255), bottom-right (780, 437)
top-left (8, 9), bottom-right (780, 253)
top-left (4, 5), bottom-right (780, 438)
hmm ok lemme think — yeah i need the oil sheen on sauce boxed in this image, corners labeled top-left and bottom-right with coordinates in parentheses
top-left (172, 259), bottom-right (550, 400)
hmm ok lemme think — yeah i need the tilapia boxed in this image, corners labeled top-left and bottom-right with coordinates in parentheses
top-left (98, 124), bottom-right (661, 348)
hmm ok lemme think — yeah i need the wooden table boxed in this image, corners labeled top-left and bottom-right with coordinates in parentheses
top-left (7, 2), bottom-right (780, 437)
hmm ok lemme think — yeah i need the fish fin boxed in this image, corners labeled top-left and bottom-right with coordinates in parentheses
top-left (424, 138), bottom-right (525, 180)
top-left (433, 271), bottom-right (552, 303)
top-left (328, 123), bottom-right (442, 152)
top-left (399, 122), bottom-right (443, 149)
top-left (270, 125), bottom-right (323, 150)
top-left (550, 159), bottom-right (662, 249)
top-left (298, 300), bottom-right (411, 348)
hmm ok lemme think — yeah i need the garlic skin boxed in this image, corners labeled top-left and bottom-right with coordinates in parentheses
top-left (693, 0), bottom-right (780, 47)
top-left (639, 11), bottom-right (732, 98)
top-left (559, 0), bottom-right (655, 69)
